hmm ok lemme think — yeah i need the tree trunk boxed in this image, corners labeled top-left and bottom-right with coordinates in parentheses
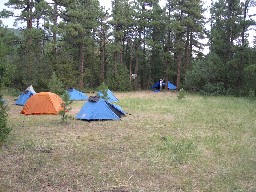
top-left (27, 0), bottom-right (33, 29)
top-left (238, 0), bottom-right (250, 88)
top-left (79, 43), bottom-right (85, 88)
top-left (53, 3), bottom-right (58, 54)
top-left (142, 24), bottom-right (146, 89)
top-left (129, 39), bottom-right (133, 82)
top-left (164, 37), bottom-right (170, 91)
top-left (241, 0), bottom-right (250, 47)
top-left (176, 52), bottom-right (182, 90)
top-left (227, 0), bottom-right (233, 59)
top-left (164, 4), bottom-right (172, 91)
top-left (184, 27), bottom-right (190, 73)
top-left (134, 42), bottom-right (139, 89)
top-left (100, 31), bottom-right (106, 82)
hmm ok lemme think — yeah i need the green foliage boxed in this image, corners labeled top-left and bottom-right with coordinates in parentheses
top-left (185, 53), bottom-right (225, 91)
top-left (59, 92), bottom-right (73, 124)
top-left (47, 72), bottom-right (65, 96)
top-left (177, 88), bottom-right (186, 100)
top-left (248, 89), bottom-right (255, 101)
top-left (0, 87), bottom-right (20, 97)
top-left (96, 82), bottom-right (109, 100)
top-left (46, 44), bottom-right (79, 89)
top-left (0, 65), bottom-right (5, 85)
top-left (106, 64), bottom-right (132, 91)
top-left (200, 82), bottom-right (225, 96)
top-left (1, 0), bottom-right (256, 97)
top-left (0, 94), bottom-right (11, 145)
top-left (244, 63), bottom-right (256, 93)
top-left (18, 28), bottom-right (46, 87)
top-left (0, 27), bottom-right (19, 88)
top-left (0, 61), bottom-right (11, 145)
top-left (0, 62), bottom-right (17, 88)
top-left (205, 0), bottom-right (256, 96)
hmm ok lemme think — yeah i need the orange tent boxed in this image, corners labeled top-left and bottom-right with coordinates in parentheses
top-left (21, 92), bottom-right (64, 115)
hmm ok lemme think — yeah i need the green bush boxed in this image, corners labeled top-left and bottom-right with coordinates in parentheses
top-left (0, 94), bottom-right (11, 145)
top-left (47, 72), bottom-right (65, 96)
top-left (185, 53), bottom-right (225, 92)
top-left (1, 87), bottom-right (20, 97)
top-left (200, 82), bottom-right (225, 96)
top-left (248, 89), bottom-right (255, 100)
top-left (96, 82), bottom-right (109, 100)
top-left (177, 88), bottom-right (186, 100)
top-left (106, 64), bottom-right (132, 91)
top-left (59, 92), bottom-right (73, 124)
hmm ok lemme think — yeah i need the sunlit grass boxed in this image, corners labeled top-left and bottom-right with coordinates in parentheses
top-left (0, 91), bottom-right (255, 191)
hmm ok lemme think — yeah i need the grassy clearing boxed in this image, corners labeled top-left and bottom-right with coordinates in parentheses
top-left (0, 91), bottom-right (255, 191)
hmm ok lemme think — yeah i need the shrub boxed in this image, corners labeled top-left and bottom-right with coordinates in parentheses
top-left (177, 88), bottom-right (186, 100)
top-left (0, 94), bottom-right (11, 145)
top-left (248, 89), bottom-right (255, 100)
top-left (47, 72), bottom-right (65, 96)
top-left (96, 82), bottom-right (109, 101)
top-left (185, 53), bottom-right (225, 92)
top-left (59, 92), bottom-right (73, 124)
top-left (106, 64), bottom-right (132, 91)
top-left (200, 82), bottom-right (225, 96)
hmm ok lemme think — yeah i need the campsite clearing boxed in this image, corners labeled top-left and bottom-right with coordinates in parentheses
top-left (0, 91), bottom-right (255, 191)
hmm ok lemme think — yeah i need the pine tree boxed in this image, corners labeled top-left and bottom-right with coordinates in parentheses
top-left (47, 72), bottom-right (64, 95)
top-left (0, 59), bottom-right (11, 145)
top-left (169, 0), bottom-right (205, 90)
top-left (209, 0), bottom-right (255, 94)
top-left (57, 0), bottom-right (101, 88)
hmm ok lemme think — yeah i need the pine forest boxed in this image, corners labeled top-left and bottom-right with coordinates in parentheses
top-left (0, 0), bottom-right (256, 96)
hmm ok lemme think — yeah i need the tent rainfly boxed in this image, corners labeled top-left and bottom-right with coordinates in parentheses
top-left (76, 97), bottom-right (125, 121)
top-left (16, 85), bottom-right (36, 106)
top-left (97, 89), bottom-right (119, 103)
top-left (21, 92), bottom-right (63, 115)
top-left (67, 88), bottom-right (88, 101)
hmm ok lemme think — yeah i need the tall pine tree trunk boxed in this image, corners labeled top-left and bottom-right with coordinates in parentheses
top-left (184, 27), bottom-right (190, 73)
top-left (27, 0), bottom-right (33, 29)
top-left (164, 4), bottom-right (171, 91)
top-left (100, 33), bottom-right (106, 82)
top-left (53, 3), bottom-right (58, 54)
top-left (238, 0), bottom-right (250, 88)
top-left (164, 33), bottom-right (171, 90)
top-left (134, 41), bottom-right (139, 90)
top-left (226, 0), bottom-right (233, 60)
top-left (129, 39), bottom-right (133, 82)
top-left (175, 30), bottom-right (184, 91)
top-left (176, 52), bottom-right (182, 90)
top-left (79, 43), bottom-right (85, 88)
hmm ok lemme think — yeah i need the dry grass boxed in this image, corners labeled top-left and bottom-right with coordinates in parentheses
top-left (0, 91), bottom-right (256, 192)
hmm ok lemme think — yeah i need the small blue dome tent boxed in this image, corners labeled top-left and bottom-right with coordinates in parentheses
top-left (97, 89), bottom-right (119, 103)
top-left (76, 97), bottom-right (125, 121)
top-left (67, 88), bottom-right (88, 101)
top-left (151, 81), bottom-right (176, 90)
top-left (16, 85), bottom-right (36, 106)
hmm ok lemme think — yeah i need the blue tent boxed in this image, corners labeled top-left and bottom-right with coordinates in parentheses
top-left (67, 88), bottom-right (88, 101)
top-left (97, 89), bottom-right (119, 103)
top-left (76, 97), bottom-right (125, 121)
top-left (151, 81), bottom-right (177, 90)
top-left (16, 85), bottom-right (36, 106)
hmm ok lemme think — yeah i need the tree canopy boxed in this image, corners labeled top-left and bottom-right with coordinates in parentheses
top-left (0, 0), bottom-right (255, 96)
